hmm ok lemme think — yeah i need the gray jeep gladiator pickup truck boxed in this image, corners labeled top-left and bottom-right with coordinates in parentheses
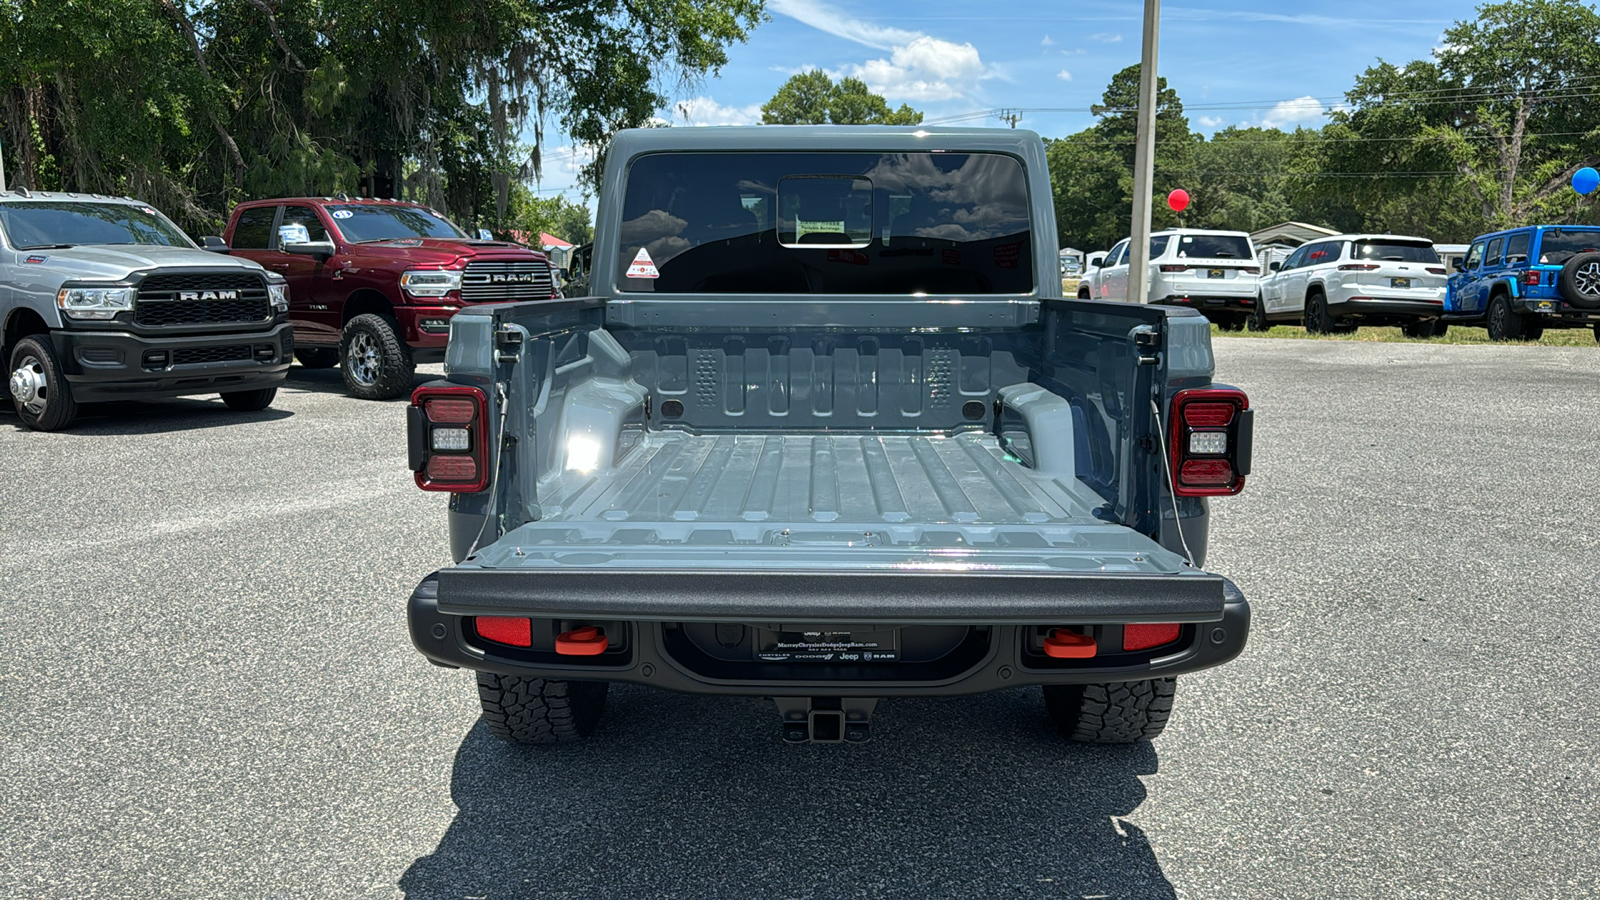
top-left (405, 127), bottom-right (1254, 744)
top-left (2, 192), bottom-right (291, 431)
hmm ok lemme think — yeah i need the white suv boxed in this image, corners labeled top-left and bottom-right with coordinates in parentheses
top-left (1252, 234), bottom-right (1448, 336)
top-left (1079, 230), bottom-right (1260, 329)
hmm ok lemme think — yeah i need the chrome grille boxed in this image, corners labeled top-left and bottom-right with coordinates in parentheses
top-left (136, 272), bottom-right (271, 327)
top-left (461, 260), bottom-right (555, 304)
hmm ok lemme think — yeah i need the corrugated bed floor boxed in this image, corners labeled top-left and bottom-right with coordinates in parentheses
top-left (542, 431), bottom-right (1103, 527)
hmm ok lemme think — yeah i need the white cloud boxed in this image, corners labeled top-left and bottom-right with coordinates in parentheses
top-left (839, 36), bottom-right (991, 102)
top-left (1061, 48), bottom-right (1087, 56)
top-left (1089, 32), bottom-right (1123, 43)
top-left (774, 0), bottom-right (993, 103)
top-left (1041, 35), bottom-right (1054, 46)
top-left (671, 96), bottom-right (763, 126)
top-left (1260, 95), bottom-right (1329, 129)
top-left (769, 0), bottom-right (920, 50)
top-left (1198, 116), bottom-right (1225, 129)
top-left (1056, 70), bottom-right (1073, 82)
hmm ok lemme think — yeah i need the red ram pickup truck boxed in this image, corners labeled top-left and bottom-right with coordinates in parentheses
top-left (223, 197), bottom-right (556, 399)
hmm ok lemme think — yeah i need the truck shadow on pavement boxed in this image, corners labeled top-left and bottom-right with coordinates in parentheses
top-left (401, 685), bottom-right (1175, 899)
top-left (282, 365), bottom-right (439, 397)
top-left (0, 399), bottom-right (292, 434)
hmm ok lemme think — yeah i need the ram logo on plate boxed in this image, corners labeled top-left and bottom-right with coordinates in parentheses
top-left (177, 290), bottom-right (240, 301)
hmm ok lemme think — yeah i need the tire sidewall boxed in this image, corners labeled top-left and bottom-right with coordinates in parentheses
top-left (1486, 295), bottom-right (1518, 341)
top-left (8, 335), bottom-right (77, 431)
top-left (339, 314), bottom-right (414, 400)
top-left (1559, 252), bottom-right (1600, 310)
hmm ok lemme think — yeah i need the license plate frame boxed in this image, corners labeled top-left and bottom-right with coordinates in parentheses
top-left (1391, 277), bottom-right (1412, 289)
top-left (755, 627), bottom-right (900, 663)
top-left (1208, 268), bottom-right (1225, 279)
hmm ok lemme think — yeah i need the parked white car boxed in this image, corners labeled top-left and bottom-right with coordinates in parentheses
top-left (1078, 230), bottom-right (1260, 329)
top-left (1076, 250), bottom-right (1109, 298)
top-left (1251, 234), bottom-right (1449, 336)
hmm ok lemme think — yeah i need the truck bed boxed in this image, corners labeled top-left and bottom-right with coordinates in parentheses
top-left (460, 432), bottom-right (1190, 576)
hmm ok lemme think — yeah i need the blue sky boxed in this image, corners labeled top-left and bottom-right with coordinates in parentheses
top-left (534, 0), bottom-right (1475, 202)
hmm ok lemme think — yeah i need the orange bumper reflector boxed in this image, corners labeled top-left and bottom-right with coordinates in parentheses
top-left (1043, 629), bottom-right (1097, 659)
top-left (555, 626), bottom-right (609, 656)
top-left (476, 616), bottom-right (531, 647)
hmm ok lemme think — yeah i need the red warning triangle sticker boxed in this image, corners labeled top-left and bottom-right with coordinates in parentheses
top-left (626, 247), bottom-right (659, 279)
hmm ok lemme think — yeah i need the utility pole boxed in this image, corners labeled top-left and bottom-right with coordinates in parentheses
top-left (996, 109), bottom-right (1022, 129)
top-left (1126, 0), bottom-right (1161, 303)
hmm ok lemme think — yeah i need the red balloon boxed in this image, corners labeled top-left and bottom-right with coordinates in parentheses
top-left (1168, 189), bottom-right (1190, 213)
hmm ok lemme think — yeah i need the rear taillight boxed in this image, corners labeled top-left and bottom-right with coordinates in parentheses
top-left (1524, 270), bottom-right (1542, 286)
top-left (1169, 388), bottom-right (1252, 497)
top-left (1427, 267), bottom-right (1447, 275)
top-left (1338, 264), bottom-right (1380, 271)
top-left (1240, 266), bottom-right (1260, 275)
top-left (1159, 265), bottom-right (1189, 273)
top-left (409, 384), bottom-right (490, 492)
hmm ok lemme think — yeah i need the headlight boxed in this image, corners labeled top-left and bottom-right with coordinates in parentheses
top-left (400, 269), bottom-right (462, 299)
top-left (57, 286), bottom-right (135, 320)
top-left (265, 272), bottom-right (290, 312)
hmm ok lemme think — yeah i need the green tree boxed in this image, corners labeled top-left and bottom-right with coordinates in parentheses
top-left (1047, 64), bottom-right (1193, 251)
top-left (1325, 0), bottom-right (1600, 234)
top-left (0, 0), bottom-right (766, 233)
top-left (760, 71), bottom-right (922, 125)
top-left (507, 191), bottom-right (594, 246)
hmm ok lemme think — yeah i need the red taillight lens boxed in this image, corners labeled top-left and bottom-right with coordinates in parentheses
top-left (425, 397), bottom-right (477, 424)
top-left (1241, 267), bottom-right (1260, 275)
top-left (1427, 267), bottom-right (1447, 275)
top-left (1124, 623), bottom-right (1181, 651)
top-left (1159, 265), bottom-right (1188, 273)
top-left (1338, 264), bottom-right (1380, 271)
top-left (1169, 388), bottom-right (1251, 497)
top-left (475, 616), bottom-right (532, 647)
top-left (1182, 402), bottom-right (1236, 427)
top-left (1523, 270), bottom-right (1541, 286)
top-left (1180, 459), bottom-right (1235, 485)
top-left (426, 454), bottom-right (478, 481)
top-left (410, 384), bottom-right (490, 492)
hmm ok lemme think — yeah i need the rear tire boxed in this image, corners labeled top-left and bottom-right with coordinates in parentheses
top-left (476, 672), bottom-right (609, 744)
top-left (1486, 294), bottom-right (1527, 341)
top-left (1077, 288), bottom-right (1091, 300)
top-left (1593, 324), bottom-right (1599, 344)
top-left (1401, 320), bottom-right (1443, 339)
top-left (1247, 297), bottom-right (1272, 331)
top-left (8, 336), bottom-right (78, 431)
top-left (294, 348), bottom-right (339, 369)
top-left (339, 313), bottom-right (414, 400)
top-left (1215, 315), bottom-right (1246, 332)
top-left (1043, 678), bottom-right (1176, 743)
top-left (220, 388), bottom-right (277, 411)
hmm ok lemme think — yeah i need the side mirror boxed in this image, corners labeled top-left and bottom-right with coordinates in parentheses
top-left (200, 236), bottom-right (230, 254)
top-left (1450, 258), bottom-right (1464, 271)
top-left (1093, 258), bottom-right (1106, 269)
top-left (1269, 261), bottom-right (1282, 272)
top-left (283, 240), bottom-right (336, 260)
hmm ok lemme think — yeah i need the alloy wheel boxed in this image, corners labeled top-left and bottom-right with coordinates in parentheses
top-left (1575, 261), bottom-right (1600, 296)
top-left (347, 332), bottom-right (381, 387)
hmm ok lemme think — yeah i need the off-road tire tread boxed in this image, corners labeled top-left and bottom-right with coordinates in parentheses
top-left (220, 388), bottom-right (277, 411)
top-left (476, 672), bottom-right (608, 744)
top-left (340, 313), bottom-right (414, 400)
top-left (1043, 678), bottom-right (1176, 743)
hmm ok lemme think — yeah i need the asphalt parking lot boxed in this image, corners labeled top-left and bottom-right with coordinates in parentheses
top-left (3, 342), bottom-right (1598, 899)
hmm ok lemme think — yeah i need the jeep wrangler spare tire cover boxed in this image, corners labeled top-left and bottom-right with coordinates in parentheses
top-left (1558, 251), bottom-right (1600, 309)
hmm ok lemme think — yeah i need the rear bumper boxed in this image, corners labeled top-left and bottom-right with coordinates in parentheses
top-left (1326, 297), bottom-right (1444, 321)
top-left (406, 569), bottom-right (1252, 695)
top-left (1155, 294), bottom-right (1256, 311)
top-left (49, 322), bottom-right (292, 401)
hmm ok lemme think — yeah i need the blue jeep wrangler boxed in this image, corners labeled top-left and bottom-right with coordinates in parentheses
top-left (1445, 225), bottom-right (1600, 342)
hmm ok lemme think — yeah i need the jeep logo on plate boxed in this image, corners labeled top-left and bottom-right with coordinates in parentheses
top-left (177, 290), bottom-right (240, 301)
top-left (489, 273), bottom-right (539, 284)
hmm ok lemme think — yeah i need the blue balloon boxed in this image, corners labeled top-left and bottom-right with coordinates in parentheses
top-left (1573, 166), bottom-right (1600, 195)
